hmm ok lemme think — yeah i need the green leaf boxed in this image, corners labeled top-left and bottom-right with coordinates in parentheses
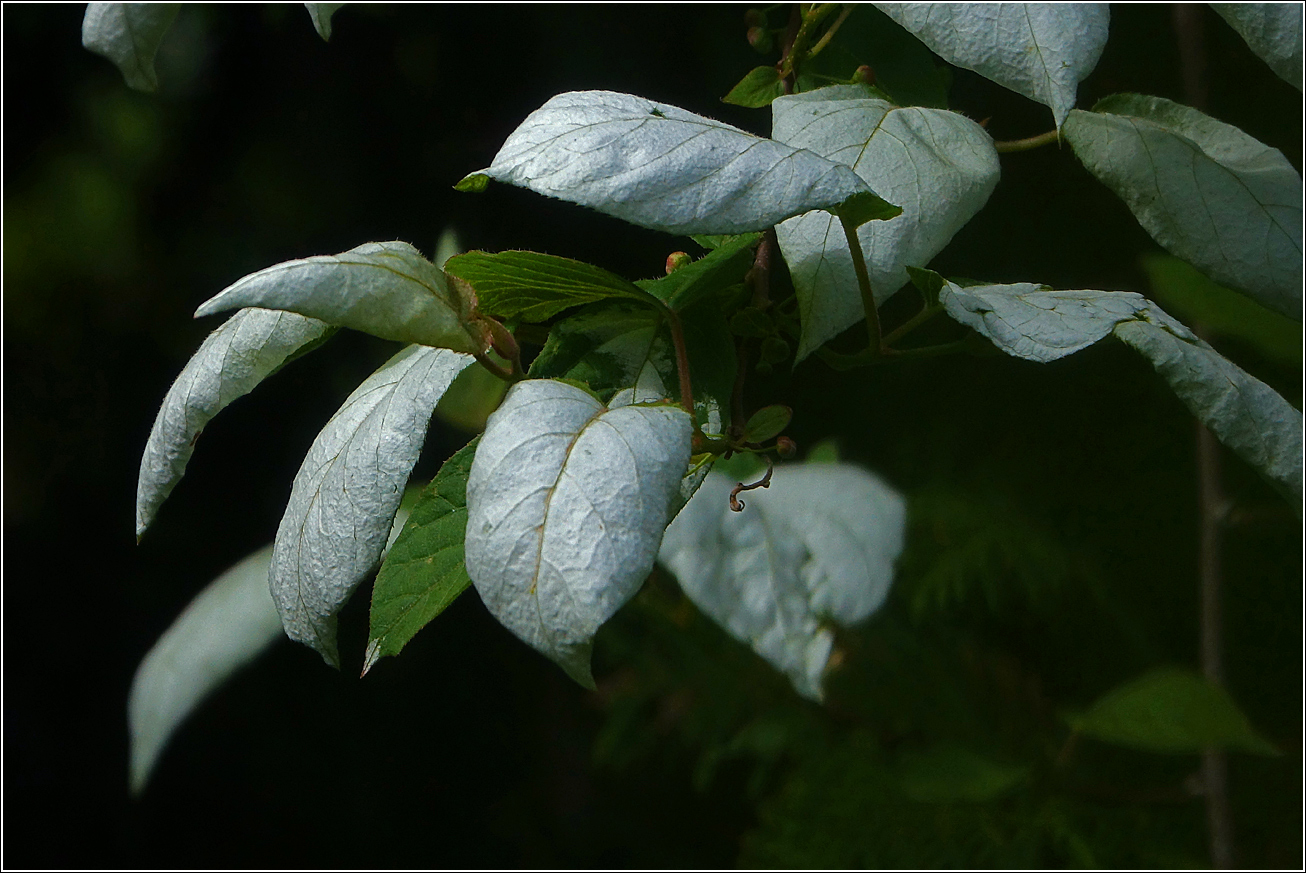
top-left (1211, 3), bottom-right (1303, 90)
top-left (444, 250), bottom-right (659, 322)
top-left (194, 241), bottom-right (490, 354)
top-left (454, 172), bottom-right (490, 193)
top-left (724, 66), bottom-right (786, 108)
top-left (895, 744), bottom-right (1028, 803)
top-left (743, 405), bottom-right (792, 444)
top-left (729, 307), bottom-right (775, 339)
top-left (304, 3), bottom-right (346, 41)
top-left (1068, 667), bottom-right (1280, 756)
top-left (905, 266), bottom-right (946, 306)
top-left (637, 232), bottom-right (760, 311)
top-left (81, 3), bottom-right (180, 93)
top-left (528, 302), bottom-right (669, 402)
top-left (1140, 253), bottom-right (1301, 366)
top-left (1064, 94), bottom-right (1302, 320)
top-left (364, 439), bottom-right (479, 674)
top-left (833, 190), bottom-right (904, 229)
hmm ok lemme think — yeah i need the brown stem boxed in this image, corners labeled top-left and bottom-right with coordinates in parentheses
top-left (729, 459), bottom-right (774, 512)
top-left (474, 351), bottom-right (517, 383)
top-left (993, 129), bottom-right (1061, 153)
top-left (663, 307), bottom-right (696, 420)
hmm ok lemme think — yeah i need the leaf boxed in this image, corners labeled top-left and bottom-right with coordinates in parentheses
top-left (1140, 253), bottom-right (1301, 366)
top-left (364, 439), bottom-right (479, 674)
top-left (895, 744), bottom-right (1029, 803)
top-left (658, 464), bottom-right (907, 700)
top-left (194, 241), bottom-right (490, 354)
top-left (271, 345), bottom-right (475, 666)
top-left (128, 544), bottom-right (282, 795)
top-left (81, 2), bottom-right (180, 93)
top-left (304, 3), bottom-right (346, 41)
top-left (1063, 94), bottom-right (1303, 320)
top-left (1068, 667), bottom-right (1280, 755)
top-left (474, 90), bottom-right (879, 235)
top-left (939, 281), bottom-right (1150, 362)
top-left (136, 308), bottom-right (333, 538)
top-left (1211, 3), bottom-right (1303, 90)
top-left (528, 303), bottom-right (669, 401)
top-left (464, 379), bottom-right (693, 687)
top-left (443, 250), bottom-right (659, 322)
top-left (743, 406), bottom-right (793, 444)
top-left (872, 2), bottom-right (1110, 128)
top-left (1114, 313), bottom-right (1303, 510)
top-left (636, 232), bottom-right (760, 311)
top-left (773, 86), bottom-right (1000, 359)
top-left (724, 66), bottom-right (786, 108)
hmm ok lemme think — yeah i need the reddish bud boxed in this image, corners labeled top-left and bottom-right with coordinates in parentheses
top-left (747, 25), bottom-right (773, 53)
top-left (665, 251), bottom-right (692, 274)
top-left (776, 436), bottom-right (797, 458)
top-left (852, 65), bottom-right (875, 85)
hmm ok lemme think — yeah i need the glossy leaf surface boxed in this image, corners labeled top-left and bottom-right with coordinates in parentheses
top-left (136, 308), bottom-right (332, 537)
top-left (271, 345), bottom-right (475, 665)
top-left (1211, 3), bottom-right (1303, 90)
top-left (1064, 94), bottom-right (1302, 319)
top-left (305, 3), bottom-right (345, 41)
top-left (195, 241), bottom-right (490, 353)
top-left (873, 3), bottom-right (1110, 127)
top-left (773, 86), bottom-right (999, 359)
top-left (464, 379), bottom-right (693, 687)
top-left (81, 2), bottom-right (180, 92)
top-left (474, 90), bottom-right (881, 235)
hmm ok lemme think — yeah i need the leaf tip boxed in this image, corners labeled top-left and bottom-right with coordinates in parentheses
top-left (454, 173), bottom-right (491, 194)
top-left (361, 639), bottom-right (383, 677)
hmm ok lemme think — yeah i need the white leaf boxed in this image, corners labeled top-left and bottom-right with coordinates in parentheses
top-left (659, 464), bottom-right (906, 701)
top-left (136, 308), bottom-right (332, 538)
top-left (464, 379), bottom-right (693, 687)
top-left (271, 345), bottom-right (475, 665)
top-left (128, 544), bottom-right (281, 795)
top-left (304, 3), bottom-right (346, 41)
top-left (476, 90), bottom-right (877, 235)
top-left (939, 281), bottom-right (1150, 362)
top-left (82, 2), bottom-right (180, 93)
top-left (1115, 314), bottom-right (1303, 510)
top-left (1211, 3), bottom-right (1303, 90)
top-left (194, 241), bottom-right (490, 353)
top-left (772, 86), bottom-right (1000, 360)
top-left (873, 3), bottom-right (1109, 127)
top-left (1064, 95), bottom-right (1302, 319)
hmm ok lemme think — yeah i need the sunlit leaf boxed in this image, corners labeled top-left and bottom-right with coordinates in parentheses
top-left (81, 2), bottom-right (180, 93)
top-left (471, 90), bottom-right (880, 234)
top-left (128, 545), bottom-right (281, 795)
top-left (1211, 3), bottom-right (1303, 90)
top-left (659, 464), bottom-right (906, 700)
top-left (136, 308), bottom-right (333, 538)
top-left (1064, 94), bottom-right (1302, 319)
top-left (873, 3), bottom-right (1110, 127)
top-left (773, 86), bottom-right (999, 359)
top-left (724, 66), bottom-right (786, 108)
top-left (194, 241), bottom-right (491, 353)
top-left (1068, 667), bottom-right (1280, 755)
top-left (464, 379), bottom-right (693, 687)
top-left (271, 345), bottom-right (475, 666)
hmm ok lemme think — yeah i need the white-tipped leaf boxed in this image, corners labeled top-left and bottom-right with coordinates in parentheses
top-left (1064, 95), bottom-right (1302, 319)
top-left (136, 308), bottom-right (332, 537)
top-left (772, 86), bottom-right (1000, 359)
top-left (475, 90), bottom-right (878, 235)
top-left (659, 464), bottom-right (906, 701)
top-left (939, 282), bottom-right (1150, 362)
top-left (873, 3), bottom-right (1109, 128)
top-left (464, 379), bottom-right (693, 687)
top-left (128, 544), bottom-right (282, 795)
top-left (1115, 313), bottom-right (1303, 510)
top-left (304, 3), bottom-right (346, 41)
top-left (271, 345), bottom-right (475, 665)
top-left (1211, 3), bottom-right (1303, 90)
top-left (195, 241), bottom-right (490, 353)
top-left (82, 2), bottom-right (181, 93)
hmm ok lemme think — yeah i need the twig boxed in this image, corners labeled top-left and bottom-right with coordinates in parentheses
top-left (993, 129), bottom-right (1061, 153)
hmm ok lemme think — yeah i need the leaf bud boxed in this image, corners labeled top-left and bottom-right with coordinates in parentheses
top-left (665, 251), bottom-right (692, 274)
top-left (776, 436), bottom-right (797, 459)
top-left (852, 65), bottom-right (876, 86)
top-left (747, 25), bottom-right (773, 54)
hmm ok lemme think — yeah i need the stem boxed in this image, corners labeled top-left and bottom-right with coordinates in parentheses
top-left (883, 304), bottom-right (945, 346)
top-left (779, 3), bottom-right (838, 82)
top-left (993, 129), bottom-right (1061, 153)
top-left (474, 351), bottom-right (518, 383)
top-left (816, 337), bottom-right (978, 371)
top-left (806, 4), bottom-right (854, 59)
top-left (839, 213), bottom-right (881, 357)
top-left (663, 306), bottom-right (696, 419)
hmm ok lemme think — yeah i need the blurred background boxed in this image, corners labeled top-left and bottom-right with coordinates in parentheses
top-left (3, 3), bottom-right (1301, 867)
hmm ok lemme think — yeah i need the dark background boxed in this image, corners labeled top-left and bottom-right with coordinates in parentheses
top-left (4, 4), bottom-right (1301, 867)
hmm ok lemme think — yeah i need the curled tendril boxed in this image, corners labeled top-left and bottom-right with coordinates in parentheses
top-left (729, 460), bottom-right (774, 512)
